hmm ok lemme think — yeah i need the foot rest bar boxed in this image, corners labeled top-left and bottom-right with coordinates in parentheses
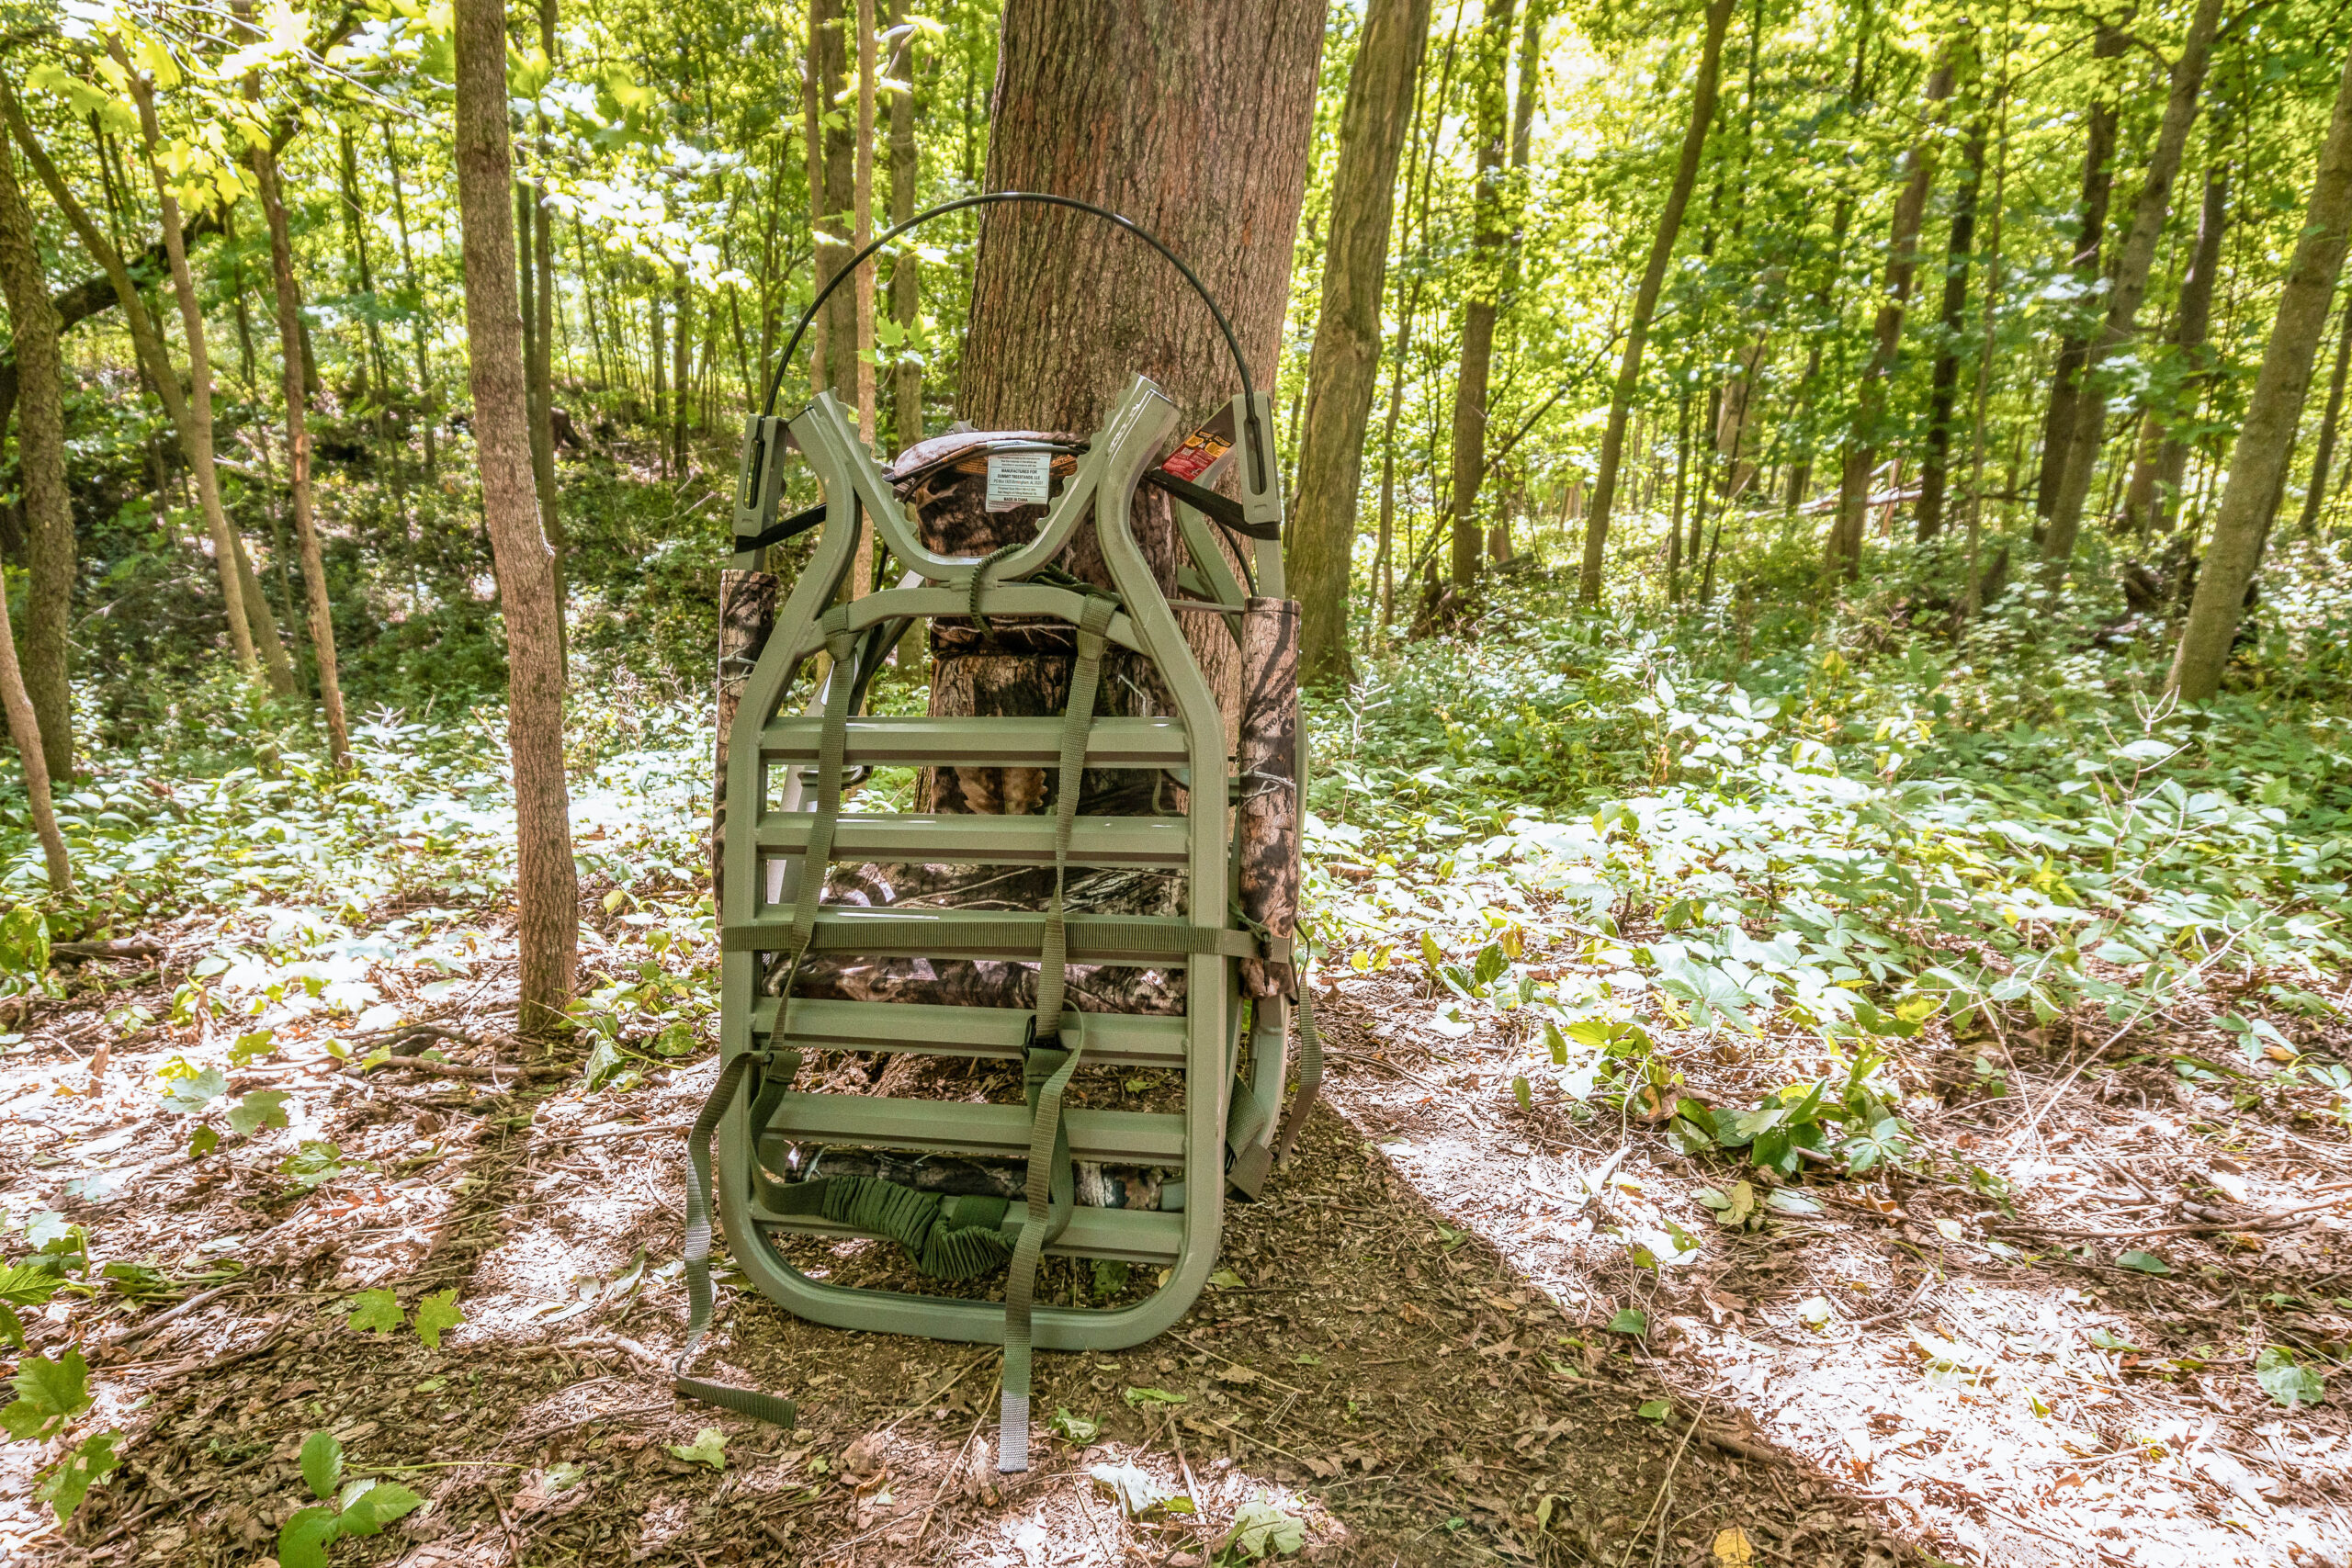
top-left (751, 998), bottom-right (1187, 1067)
top-left (755, 1201), bottom-right (1184, 1267)
top-left (754, 812), bottom-right (1191, 868)
top-left (763, 716), bottom-right (1189, 769)
top-left (757, 1099), bottom-right (1186, 1164)
top-left (721, 909), bottom-right (1264, 964)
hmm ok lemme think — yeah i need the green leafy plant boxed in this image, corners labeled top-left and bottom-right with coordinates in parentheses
top-left (2255, 1347), bottom-right (2326, 1411)
top-left (1218, 1499), bottom-right (1306, 1562)
top-left (278, 1432), bottom-right (424, 1568)
top-left (666, 1427), bottom-right (727, 1469)
top-left (345, 1288), bottom-right (465, 1347)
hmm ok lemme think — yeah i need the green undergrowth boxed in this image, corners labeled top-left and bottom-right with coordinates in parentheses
top-left (1306, 536), bottom-right (2352, 1188)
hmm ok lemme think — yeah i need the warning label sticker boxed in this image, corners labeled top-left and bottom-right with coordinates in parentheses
top-left (985, 451), bottom-right (1053, 513)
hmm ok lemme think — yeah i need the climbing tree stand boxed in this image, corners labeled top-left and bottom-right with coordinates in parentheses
top-left (685, 197), bottom-right (1317, 1472)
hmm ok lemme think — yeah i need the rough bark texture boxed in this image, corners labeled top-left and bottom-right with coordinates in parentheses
top-left (1577, 0), bottom-right (1736, 604)
top-left (958, 0), bottom-right (1328, 739)
top-left (1916, 107), bottom-right (1987, 544)
top-left (455, 0), bottom-right (581, 1032)
top-left (2042, 0), bottom-right (2222, 568)
top-left (2034, 18), bottom-right (2129, 526)
top-left (2170, 49), bottom-right (2352, 701)
top-left (814, 0), bottom-right (859, 400)
top-left (1448, 0), bottom-right (1519, 590)
top-left (1827, 58), bottom-right (1954, 577)
top-left (0, 130), bottom-right (74, 782)
top-left (1288, 0), bottom-right (1431, 685)
top-left (253, 137), bottom-right (352, 768)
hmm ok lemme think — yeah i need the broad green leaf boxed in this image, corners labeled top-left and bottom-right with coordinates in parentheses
top-left (337, 1478), bottom-right (424, 1535)
top-left (188, 1125), bottom-right (220, 1157)
top-left (1222, 1497), bottom-right (1306, 1558)
top-left (2256, 1347), bottom-right (2325, 1411)
top-left (300, 1430), bottom-right (344, 1499)
top-left (666, 1427), bottom-right (727, 1469)
top-left (0, 1262), bottom-right (65, 1308)
top-left (34, 1430), bottom-right (119, 1523)
top-left (412, 1289), bottom-right (463, 1349)
top-left (164, 1066), bottom-right (228, 1113)
top-left (228, 1089), bottom-right (290, 1136)
top-left (345, 1289), bottom-right (403, 1336)
top-left (277, 1505), bottom-right (343, 1568)
top-left (1607, 1309), bottom-right (1647, 1336)
top-left (1049, 1407), bottom-right (1099, 1443)
top-left (1121, 1386), bottom-right (1186, 1406)
top-left (2117, 1250), bottom-right (2173, 1276)
top-left (2, 1349), bottom-right (93, 1440)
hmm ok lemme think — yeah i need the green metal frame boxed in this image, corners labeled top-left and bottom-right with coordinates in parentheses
top-left (716, 375), bottom-right (1287, 1351)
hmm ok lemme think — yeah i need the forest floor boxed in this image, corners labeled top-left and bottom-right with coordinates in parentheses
top-left (4, 558), bottom-right (2351, 1566)
top-left (0, 890), bottom-right (2341, 1567)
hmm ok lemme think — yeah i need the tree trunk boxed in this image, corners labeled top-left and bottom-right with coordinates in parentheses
top-left (0, 140), bottom-right (75, 791)
top-left (251, 133), bottom-right (353, 769)
top-left (816, 0), bottom-right (859, 400)
top-left (384, 121), bottom-right (438, 475)
top-left (1826, 53), bottom-right (1955, 578)
top-left (959, 0), bottom-right (1325, 751)
top-left (671, 263), bottom-right (692, 477)
top-left (2042, 0), bottom-right (2223, 569)
top-left (2297, 294), bottom-right (2352, 535)
top-left (1577, 0), bottom-right (1736, 604)
top-left (121, 54), bottom-right (291, 688)
top-left (2034, 17), bottom-right (2130, 528)
top-left (2125, 152), bottom-right (2229, 535)
top-left (1445, 0), bottom-right (1520, 589)
top-left (850, 0), bottom-right (879, 598)
top-left (1916, 105), bottom-right (1987, 543)
top-left (2170, 49), bottom-right (2352, 701)
top-left (453, 0), bottom-right (580, 1032)
top-left (888, 0), bottom-right (922, 452)
top-left (1289, 0), bottom-right (1432, 685)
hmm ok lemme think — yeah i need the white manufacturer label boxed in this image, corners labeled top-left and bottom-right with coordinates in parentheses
top-left (985, 451), bottom-right (1052, 512)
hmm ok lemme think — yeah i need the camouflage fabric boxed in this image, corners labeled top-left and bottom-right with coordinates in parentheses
top-left (1237, 596), bottom-right (1301, 998)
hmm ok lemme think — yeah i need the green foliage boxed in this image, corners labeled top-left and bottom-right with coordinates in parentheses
top-left (345, 1290), bottom-right (403, 1336)
top-left (2255, 1348), bottom-right (2326, 1411)
top-left (411, 1289), bottom-right (464, 1349)
top-left (1219, 1499), bottom-right (1306, 1562)
top-left (279, 1430), bottom-right (424, 1568)
top-left (283, 1142), bottom-right (364, 1190)
top-left (1049, 1407), bottom-right (1100, 1443)
top-left (35, 1431), bottom-right (120, 1524)
top-left (666, 1427), bottom-right (728, 1469)
top-left (2, 1348), bottom-right (94, 1442)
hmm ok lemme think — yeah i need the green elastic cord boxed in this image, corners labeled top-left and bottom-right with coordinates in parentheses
top-left (1000, 592), bottom-right (1114, 1474)
top-left (676, 1049), bottom-right (801, 1428)
top-left (762, 1173), bottom-right (1015, 1280)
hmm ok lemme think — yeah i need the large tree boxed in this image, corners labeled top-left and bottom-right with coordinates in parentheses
top-left (2170, 45), bottom-right (2352, 700)
top-left (1445, 0), bottom-right (1521, 589)
top-left (453, 0), bottom-right (580, 1032)
top-left (1577, 0), bottom-right (1737, 604)
top-left (1288, 0), bottom-right (1434, 684)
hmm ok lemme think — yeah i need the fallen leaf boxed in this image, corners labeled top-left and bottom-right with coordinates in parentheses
top-left (1712, 1526), bottom-right (1755, 1568)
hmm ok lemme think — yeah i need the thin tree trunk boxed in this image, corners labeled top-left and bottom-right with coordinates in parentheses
top-left (817, 0), bottom-right (859, 400)
top-left (2127, 151), bottom-right (2230, 536)
top-left (453, 0), bottom-right (580, 1032)
top-left (1916, 104), bottom-right (1988, 543)
top-left (2297, 294), bottom-right (2352, 535)
top-left (251, 130), bottom-right (353, 768)
top-left (2043, 0), bottom-right (2224, 569)
top-left (2171, 49), bottom-right (2352, 700)
top-left (120, 53), bottom-right (281, 686)
top-left (2034, 18), bottom-right (2130, 528)
top-left (1578, 0), bottom-right (1736, 604)
top-left (1291, 0), bottom-right (1433, 684)
top-left (1445, 0), bottom-right (1520, 588)
top-left (888, 0), bottom-right (921, 452)
top-left (672, 262), bottom-right (692, 477)
top-left (532, 0), bottom-right (565, 660)
top-left (850, 0), bottom-right (879, 598)
top-left (1827, 53), bottom-right (1956, 578)
top-left (0, 141), bottom-right (77, 804)
top-left (384, 121), bottom-right (437, 475)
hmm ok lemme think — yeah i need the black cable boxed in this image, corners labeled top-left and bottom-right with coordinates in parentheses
top-left (761, 192), bottom-right (1266, 494)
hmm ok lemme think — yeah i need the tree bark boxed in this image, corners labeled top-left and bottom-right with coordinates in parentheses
top-left (671, 262), bottom-right (692, 477)
top-left (815, 0), bottom-right (859, 400)
top-left (1826, 53), bottom-right (1955, 577)
top-left (888, 0), bottom-right (921, 452)
top-left (1577, 0), bottom-right (1736, 604)
top-left (2297, 294), bottom-right (2352, 535)
top-left (1289, 0), bottom-right (1433, 685)
top-left (1916, 105), bottom-right (1987, 543)
top-left (959, 0), bottom-right (1326, 750)
top-left (530, 0), bottom-right (564, 651)
top-left (454, 0), bottom-right (580, 1032)
top-left (2170, 49), bottom-right (2352, 701)
top-left (0, 136), bottom-right (75, 792)
top-left (251, 132), bottom-right (353, 768)
top-left (1445, 0), bottom-right (1519, 589)
top-left (2042, 0), bottom-right (2223, 569)
top-left (2034, 17), bottom-right (2130, 527)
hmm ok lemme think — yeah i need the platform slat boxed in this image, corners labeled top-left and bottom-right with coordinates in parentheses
top-left (754, 811), bottom-right (1190, 867)
top-left (755, 1201), bottom-right (1183, 1266)
top-left (751, 998), bottom-right (1187, 1067)
top-left (763, 716), bottom-right (1189, 769)
top-left (758, 1098), bottom-right (1185, 1164)
top-left (721, 908), bottom-right (1235, 964)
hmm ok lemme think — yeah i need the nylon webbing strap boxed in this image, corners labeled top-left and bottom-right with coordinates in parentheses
top-left (1272, 973), bottom-right (1325, 1167)
top-left (1000, 593), bottom-right (1114, 1473)
top-left (781, 621), bottom-right (861, 989)
top-left (675, 1052), bottom-right (799, 1427)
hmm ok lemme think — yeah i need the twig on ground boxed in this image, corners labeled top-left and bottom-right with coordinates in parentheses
top-left (100, 1280), bottom-right (249, 1356)
top-left (910, 1375), bottom-right (998, 1551)
top-left (1620, 1395), bottom-right (1706, 1568)
top-left (1322, 1048), bottom-right (1446, 1094)
top-left (343, 1055), bottom-right (569, 1083)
